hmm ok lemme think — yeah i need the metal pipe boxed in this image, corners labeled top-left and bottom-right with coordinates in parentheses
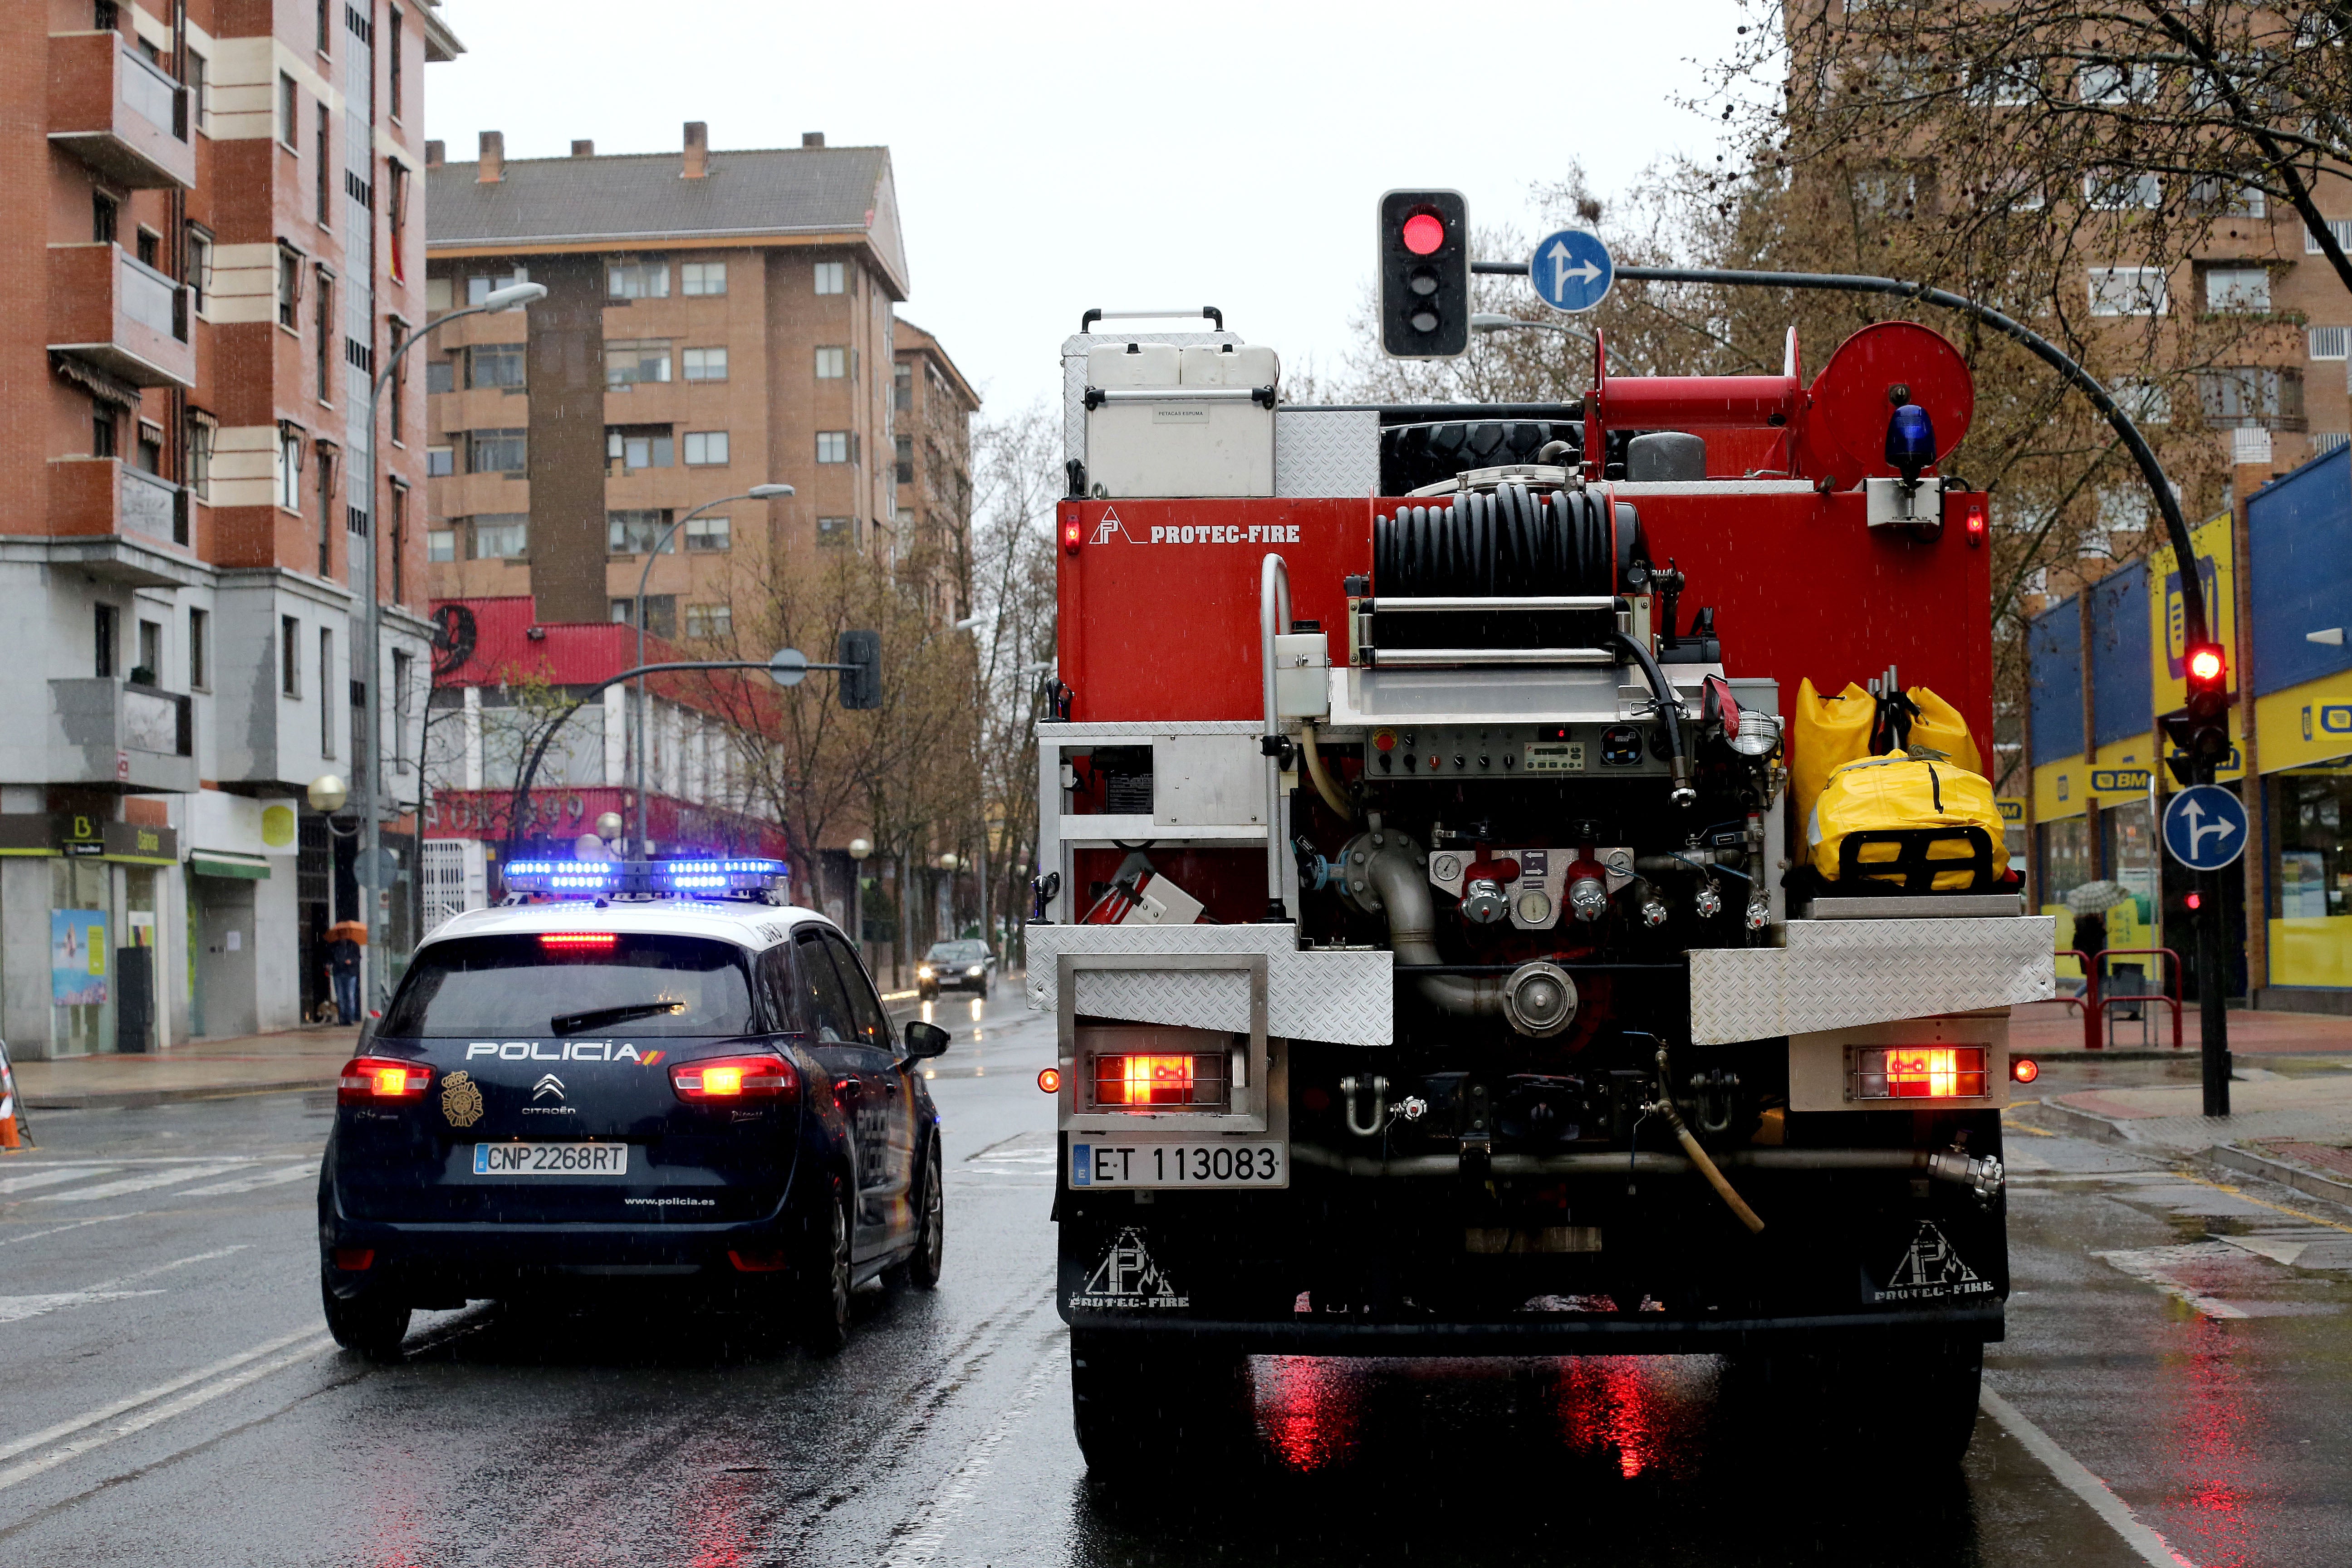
top-left (1289, 1142), bottom-right (1998, 1192)
top-left (1362, 835), bottom-right (1504, 1017)
top-left (1369, 595), bottom-right (1620, 613)
top-left (633, 491), bottom-right (772, 857)
top-left (1299, 721), bottom-right (1353, 822)
top-left (1259, 553), bottom-right (1292, 920)
top-left (1609, 630), bottom-right (1694, 806)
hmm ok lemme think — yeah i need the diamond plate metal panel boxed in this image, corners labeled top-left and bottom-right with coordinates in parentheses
top-left (1688, 916), bottom-right (2057, 1045)
top-left (1275, 409), bottom-right (1379, 497)
top-left (1026, 923), bottom-right (1392, 1044)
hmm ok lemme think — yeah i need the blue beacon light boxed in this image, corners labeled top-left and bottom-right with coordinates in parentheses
top-left (1886, 402), bottom-right (1937, 487)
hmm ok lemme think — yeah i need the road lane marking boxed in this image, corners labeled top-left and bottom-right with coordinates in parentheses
top-left (34, 1165), bottom-right (250, 1202)
top-left (2174, 1171), bottom-right (2352, 1236)
top-left (881, 1335), bottom-right (1063, 1568)
top-left (177, 1163), bottom-right (318, 1197)
top-left (0, 1157), bottom-right (272, 1167)
top-left (0, 1333), bottom-right (334, 1495)
top-left (0, 1214), bottom-right (146, 1250)
top-left (0, 1169), bottom-right (122, 1196)
top-left (1979, 1386), bottom-right (2198, 1567)
top-left (2091, 1245), bottom-right (2252, 1319)
top-left (0, 1324), bottom-right (326, 1466)
top-left (0, 1246), bottom-right (246, 1327)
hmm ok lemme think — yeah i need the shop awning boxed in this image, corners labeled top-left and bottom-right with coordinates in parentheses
top-left (189, 851), bottom-right (271, 880)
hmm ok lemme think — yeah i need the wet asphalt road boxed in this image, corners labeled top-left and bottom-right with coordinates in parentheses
top-left (0, 1000), bottom-right (2347, 1567)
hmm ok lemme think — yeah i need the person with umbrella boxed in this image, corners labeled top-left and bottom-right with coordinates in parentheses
top-left (2065, 880), bottom-right (2133, 995)
top-left (324, 920), bottom-right (365, 1025)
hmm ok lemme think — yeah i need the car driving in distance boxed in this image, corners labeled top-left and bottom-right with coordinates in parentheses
top-left (916, 938), bottom-right (995, 1000)
top-left (318, 858), bottom-right (949, 1361)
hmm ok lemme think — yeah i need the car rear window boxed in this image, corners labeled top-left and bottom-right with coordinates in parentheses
top-left (382, 933), bottom-right (760, 1038)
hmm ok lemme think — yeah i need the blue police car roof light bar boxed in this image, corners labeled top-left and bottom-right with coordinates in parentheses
top-left (501, 858), bottom-right (789, 899)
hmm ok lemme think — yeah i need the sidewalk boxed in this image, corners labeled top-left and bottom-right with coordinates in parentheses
top-left (12, 1025), bottom-right (359, 1110)
top-left (2011, 999), bottom-right (2352, 1058)
top-left (2018, 1063), bottom-right (2352, 1210)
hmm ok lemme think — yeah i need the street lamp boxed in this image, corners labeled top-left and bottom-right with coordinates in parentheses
top-left (1470, 311), bottom-right (1595, 344)
top-left (631, 483), bottom-right (795, 857)
top-left (358, 279), bottom-right (547, 1014)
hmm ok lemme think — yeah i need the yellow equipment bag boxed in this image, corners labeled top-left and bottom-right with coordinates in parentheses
top-left (1902, 686), bottom-right (1983, 775)
top-left (1791, 678), bottom-right (1876, 834)
top-left (1808, 753), bottom-right (2005, 891)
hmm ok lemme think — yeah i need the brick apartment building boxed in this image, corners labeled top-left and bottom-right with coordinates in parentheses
top-left (0, 0), bottom-right (456, 1055)
top-left (419, 124), bottom-right (979, 931)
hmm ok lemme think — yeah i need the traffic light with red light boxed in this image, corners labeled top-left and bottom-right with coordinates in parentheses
top-left (2162, 641), bottom-right (2231, 784)
top-left (1378, 189), bottom-right (1470, 359)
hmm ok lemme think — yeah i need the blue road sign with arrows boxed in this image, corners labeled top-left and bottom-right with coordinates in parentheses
top-left (1529, 229), bottom-right (1614, 313)
top-left (2161, 785), bottom-right (2248, 872)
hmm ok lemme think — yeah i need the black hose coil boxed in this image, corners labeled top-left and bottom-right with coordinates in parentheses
top-left (1374, 485), bottom-right (1637, 599)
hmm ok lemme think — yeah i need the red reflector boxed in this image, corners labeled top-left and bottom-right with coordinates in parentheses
top-left (671, 1054), bottom-right (797, 1102)
top-left (1038, 1067), bottom-right (1061, 1094)
top-left (540, 931), bottom-right (618, 948)
top-left (2185, 891), bottom-right (2202, 910)
top-left (337, 1056), bottom-right (430, 1105)
top-left (1063, 515), bottom-right (1083, 554)
top-left (1401, 211), bottom-right (1446, 255)
top-left (2187, 644), bottom-right (2225, 684)
top-left (333, 1249), bottom-right (375, 1271)
top-left (728, 1250), bottom-right (788, 1273)
top-left (2011, 1056), bottom-right (2040, 1085)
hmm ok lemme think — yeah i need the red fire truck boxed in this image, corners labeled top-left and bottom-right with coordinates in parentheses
top-left (1027, 255), bottom-right (2054, 1476)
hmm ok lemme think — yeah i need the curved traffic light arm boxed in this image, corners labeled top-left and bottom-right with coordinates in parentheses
top-left (1470, 260), bottom-right (2212, 662)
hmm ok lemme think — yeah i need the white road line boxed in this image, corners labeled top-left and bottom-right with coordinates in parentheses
top-left (177, 1163), bottom-right (318, 1197)
top-left (34, 1164), bottom-right (250, 1203)
top-left (0, 1168), bottom-right (121, 1196)
top-left (0, 1333), bottom-right (335, 1494)
top-left (0, 1290), bottom-right (163, 1324)
top-left (0, 1213), bottom-right (146, 1250)
top-left (0, 1157), bottom-right (272, 1168)
top-left (1979, 1386), bottom-right (2199, 1568)
top-left (881, 1338), bottom-right (1063, 1568)
top-left (0, 1323), bottom-right (325, 1465)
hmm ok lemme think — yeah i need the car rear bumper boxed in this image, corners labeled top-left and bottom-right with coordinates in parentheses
top-left (1060, 1302), bottom-right (2004, 1354)
top-left (320, 1210), bottom-right (808, 1298)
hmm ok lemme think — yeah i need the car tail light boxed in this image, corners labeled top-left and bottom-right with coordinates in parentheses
top-left (1852, 1046), bottom-right (1988, 1100)
top-left (338, 1056), bottom-right (430, 1105)
top-left (1090, 1052), bottom-right (1229, 1110)
top-left (333, 1249), bottom-right (376, 1271)
top-left (671, 1054), bottom-right (797, 1102)
top-left (727, 1249), bottom-right (788, 1273)
top-left (540, 931), bottom-right (618, 949)
top-left (2011, 1056), bottom-right (2040, 1085)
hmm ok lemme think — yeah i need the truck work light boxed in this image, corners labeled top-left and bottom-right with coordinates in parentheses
top-left (1852, 1046), bottom-right (1988, 1100)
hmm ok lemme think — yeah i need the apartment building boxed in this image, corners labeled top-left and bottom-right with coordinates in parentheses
top-left (421, 125), bottom-right (977, 909)
top-left (0, 0), bottom-right (454, 1055)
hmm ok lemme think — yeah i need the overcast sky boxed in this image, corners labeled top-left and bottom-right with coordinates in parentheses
top-left (427, 0), bottom-right (1754, 420)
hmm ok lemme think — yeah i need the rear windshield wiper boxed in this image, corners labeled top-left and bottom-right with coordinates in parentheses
top-left (552, 1002), bottom-right (686, 1035)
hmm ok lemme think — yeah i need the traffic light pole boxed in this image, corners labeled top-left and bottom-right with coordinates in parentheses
top-left (1472, 256), bottom-right (2233, 1111)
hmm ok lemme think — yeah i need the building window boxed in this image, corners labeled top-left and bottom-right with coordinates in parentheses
top-left (281, 615), bottom-right (301, 697)
top-left (894, 361), bottom-right (913, 412)
top-left (2313, 327), bottom-right (2351, 362)
top-left (1852, 169), bottom-right (1917, 217)
top-left (279, 429), bottom-right (305, 508)
top-left (279, 74), bottom-right (298, 149)
top-left (427, 527), bottom-right (455, 562)
top-left (816, 431), bottom-right (849, 464)
top-left (608, 260), bottom-right (669, 299)
top-left (815, 346), bottom-right (848, 379)
top-left (2087, 266), bottom-right (2168, 316)
top-left (134, 618), bottom-right (162, 686)
top-left (607, 426), bottom-right (674, 470)
top-left (317, 443), bottom-right (336, 573)
top-left (93, 405), bottom-right (118, 459)
top-left (278, 245), bottom-right (303, 328)
top-left (2308, 218), bottom-right (2352, 256)
top-left (188, 607), bottom-right (208, 690)
top-left (814, 260), bottom-right (845, 295)
top-left (319, 628), bottom-right (335, 755)
top-left (187, 416), bottom-right (214, 499)
top-left (314, 267), bottom-right (335, 400)
top-left (2083, 168), bottom-right (2161, 210)
top-left (681, 261), bottom-right (726, 296)
top-left (684, 604), bottom-right (732, 639)
top-left (895, 434), bottom-right (914, 485)
top-left (608, 510), bottom-right (674, 555)
top-left (392, 650), bottom-right (412, 766)
top-left (136, 421), bottom-right (162, 473)
top-left (682, 430), bottom-right (728, 466)
top-left (187, 49), bottom-right (207, 132)
top-left (471, 514), bottom-right (527, 559)
top-left (93, 192), bottom-right (117, 245)
top-left (389, 481), bottom-right (408, 600)
top-left (2203, 266), bottom-right (2272, 314)
top-left (185, 225), bottom-right (213, 312)
top-left (2197, 367), bottom-right (2305, 430)
top-left (610, 597), bottom-right (676, 638)
top-left (426, 358), bottom-right (454, 394)
top-left (605, 339), bottom-right (671, 388)
top-left (135, 227), bottom-right (159, 268)
top-left (468, 428), bottom-right (527, 473)
top-left (682, 346), bottom-right (727, 382)
top-left (466, 269), bottom-right (526, 306)
top-left (685, 514), bottom-right (730, 552)
top-left (467, 343), bottom-right (526, 389)
top-left (816, 516), bottom-right (855, 548)
top-left (387, 5), bottom-right (404, 118)
top-left (426, 445), bottom-right (453, 477)
top-left (387, 318), bottom-right (409, 435)
top-left (316, 103), bottom-right (332, 221)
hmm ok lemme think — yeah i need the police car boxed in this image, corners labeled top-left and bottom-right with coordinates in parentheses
top-left (318, 858), bottom-right (948, 1360)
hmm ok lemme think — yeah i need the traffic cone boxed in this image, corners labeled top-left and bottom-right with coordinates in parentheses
top-left (0, 1110), bottom-right (18, 1151)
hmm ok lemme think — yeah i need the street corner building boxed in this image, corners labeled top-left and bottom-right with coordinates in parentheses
top-left (2024, 441), bottom-right (2352, 1014)
top-left (0, 1), bottom-right (464, 1055)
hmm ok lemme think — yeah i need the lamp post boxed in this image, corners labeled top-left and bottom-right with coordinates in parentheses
top-left (632, 484), bottom-right (795, 857)
top-left (359, 279), bottom-right (546, 1015)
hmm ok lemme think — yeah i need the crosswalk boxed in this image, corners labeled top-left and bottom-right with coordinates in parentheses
top-left (0, 1159), bottom-right (318, 1206)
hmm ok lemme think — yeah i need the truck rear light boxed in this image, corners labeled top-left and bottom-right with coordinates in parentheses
top-left (2011, 1056), bottom-right (2039, 1084)
top-left (1063, 514), bottom-right (1083, 554)
top-left (338, 1056), bottom-right (430, 1105)
top-left (1090, 1052), bottom-right (1229, 1110)
top-left (1852, 1046), bottom-right (1988, 1100)
top-left (671, 1054), bottom-right (797, 1102)
top-left (1038, 1068), bottom-right (1061, 1094)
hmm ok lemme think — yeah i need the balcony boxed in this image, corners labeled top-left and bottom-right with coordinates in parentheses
top-left (41, 460), bottom-right (198, 586)
top-left (47, 32), bottom-right (193, 191)
top-left (48, 678), bottom-right (197, 793)
top-left (49, 244), bottom-right (192, 390)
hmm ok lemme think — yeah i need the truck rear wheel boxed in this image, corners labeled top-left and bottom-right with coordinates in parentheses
top-left (1069, 1328), bottom-right (1252, 1478)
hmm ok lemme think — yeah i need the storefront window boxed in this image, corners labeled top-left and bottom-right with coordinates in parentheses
top-left (2102, 801), bottom-right (2156, 954)
top-left (2038, 817), bottom-right (2090, 976)
top-left (2272, 771), bottom-right (2352, 987)
top-left (50, 858), bottom-right (114, 1055)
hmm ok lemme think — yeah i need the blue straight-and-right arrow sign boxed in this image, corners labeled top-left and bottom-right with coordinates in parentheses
top-left (2161, 784), bottom-right (2248, 872)
top-left (1529, 228), bottom-right (1614, 313)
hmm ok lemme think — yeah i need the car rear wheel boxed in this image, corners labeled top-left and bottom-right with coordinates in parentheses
top-left (793, 1179), bottom-right (853, 1357)
top-left (1070, 1328), bottom-right (1251, 1479)
top-left (320, 1269), bottom-right (411, 1363)
top-left (908, 1137), bottom-right (945, 1289)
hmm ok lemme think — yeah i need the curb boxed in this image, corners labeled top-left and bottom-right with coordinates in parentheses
top-left (2019, 1049), bottom-right (2203, 1063)
top-left (2193, 1143), bottom-right (2352, 1213)
top-left (2018, 1097), bottom-right (2140, 1145)
top-left (24, 1078), bottom-right (335, 1112)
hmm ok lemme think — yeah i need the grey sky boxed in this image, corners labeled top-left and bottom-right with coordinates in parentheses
top-left (428, 0), bottom-right (1749, 420)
